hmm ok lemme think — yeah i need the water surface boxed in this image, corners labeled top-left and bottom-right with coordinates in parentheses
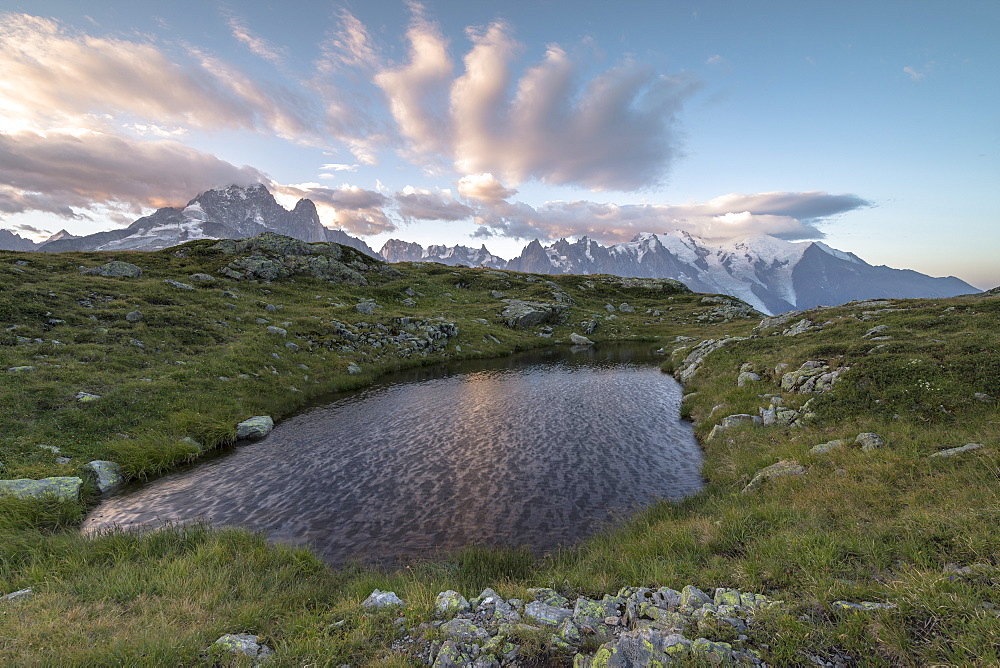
top-left (84, 344), bottom-right (702, 565)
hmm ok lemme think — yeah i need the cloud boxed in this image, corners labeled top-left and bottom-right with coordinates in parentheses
top-left (271, 182), bottom-right (394, 235)
top-left (0, 130), bottom-right (265, 217)
top-left (373, 6), bottom-right (454, 159)
top-left (320, 163), bottom-right (359, 172)
top-left (224, 12), bottom-right (287, 66)
top-left (706, 54), bottom-right (724, 65)
top-left (371, 14), bottom-right (699, 190)
top-left (903, 65), bottom-right (924, 82)
top-left (0, 13), bottom-right (316, 138)
top-left (396, 187), bottom-right (473, 221)
top-left (470, 191), bottom-right (871, 244)
top-left (457, 173), bottom-right (518, 202)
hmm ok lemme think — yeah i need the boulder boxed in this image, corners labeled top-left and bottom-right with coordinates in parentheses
top-left (0, 476), bottom-right (83, 502)
top-left (362, 589), bottom-right (404, 609)
top-left (500, 300), bottom-right (566, 329)
top-left (83, 460), bottom-right (124, 494)
top-left (436, 590), bottom-right (471, 616)
top-left (125, 310), bottom-right (143, 323)
top-left (742, 460), bottom-right (806, 493)
top-left (189, 273), bottom-right (216, 283)
top-left (7, 366), bottom-right (36, 373)
top-left (855, 432), bottom-right (885, 451)
top-left (266, 326), bottom-right (287, 336)
top-left (737, 371), bottom-right (761, 387)
top-left (82, 261), bottom-right (142, 278)
top-left (0, 588), bottom-right (33, 603)
top-left (525, 601), bottom-right (573, 626)
top-left (569, 332), bottom-right (594, 346)
top-left (163, 280), bottom-right (194, 290)
top-left (355, 301), bottom-right (377, 315)
top-left (208, 634), bottom-right (274, 664)
top-left (236, 416), bottom-right (273, 440)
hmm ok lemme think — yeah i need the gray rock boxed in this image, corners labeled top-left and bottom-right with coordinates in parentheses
top-left (440, 618), bottom-right (488, 641)
top-left (810, 439), bottom-right (848, 454)
top-left (0, 477), bottom-right (83, 502)
top-left (433, 640), bottom-right (472, 667)
top-left (435, 590), bottom-right (471, 616)
top-left (189, 273), bottom-right (217, 283)
top-left (355, 301), bottom-right (377, 315)
top-left (163, 280), bottom-right (194, 290)
top-left (490, 290), bottom-right (505, 299)
top-left (604, 303), bottom-right (616, 312)
top-left (721, 414), bottom-right (757, 429)
top-left (618, 303), bottom-right (634, 313)
top-left (831, 600), bottom-right (897, 612)
top-left (83, 460), bottom-right (124, 494)
top-left (500, 299), bottom-right (566, 329)
top-left (974, 392), bottom-right (994, 402)
top-left (208, 634), bottom-right (274, 664)
top-left (82, 261), bottom-right (142, 278)
top-left (742, 460), bottom-right (806, 493)
top-left (75, 392), bottom-right (101, 402)
top-left (125, 310), bottom-right (143, 322)
top-left (782, 318), bottom-right (815, 336)
top-left (863, 325), bottom-right (890, 338)
top-left (569, 332), bottom-right (594, 346)
top-left (679, 585), bottom-right (712, 609)
top-left (855, 432), bottom-right (885, 451)
top-left (347, 362), bottom-right (362, 375)
top-left (401, 298), bottom-right (417, 307)
top-left (929, 443), bottom-right (983, 458)
top-left (737, 371), bottom-right (761, 387)
top-left (525, 601), bottom-right (573, 626)
top-left (266, 326), bottom-right (287, 336)
top-left (579, 628), bottom-right (691, 666)
top-left (1, 588), bottom-right (33, 603)
top-left (7, 366), bottom-right (36, 373)
top-left (236, 415), bottom-right (274, 440)
top-left (528, 588), bottom-right (569, 607)
top-left (362, 589), bottom-right (404, 608)
top-left (676, 337), bottom-right (748, 383)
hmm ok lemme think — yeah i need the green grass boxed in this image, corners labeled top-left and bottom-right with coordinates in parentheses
top-left (1, 239), bottom-right (998, 665)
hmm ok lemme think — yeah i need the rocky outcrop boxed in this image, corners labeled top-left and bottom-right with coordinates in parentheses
top-left (386, 585), bottom-right (778, 666)
top-left (213, 233), bottom-right (389, 285)
top-left (780, 361), bottom-right (850, 394)
top-left (675, 337), bottom-right (748, 383)
top-left (81, 261), bottom-right (142, 278)
top-left (499, 300), bottom-right (567, 329)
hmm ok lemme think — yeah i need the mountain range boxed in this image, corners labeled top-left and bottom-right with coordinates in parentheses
top-left (0, 184), bottom-right (977, 314)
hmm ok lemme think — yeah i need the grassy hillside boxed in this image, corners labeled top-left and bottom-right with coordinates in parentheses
top-left (1, 235), bottom-right (997, 665)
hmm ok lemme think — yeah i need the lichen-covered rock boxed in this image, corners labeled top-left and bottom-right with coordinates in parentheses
top-left (356, 301), bottom-right (377, 315)
top-left (0, 477), bottom-right (83, 502)
top-left (679, 585), bottom-right (712, 610)
top-left (83, 460), bottom-right (124, 494)
top-left (500, 300), bottom-right (567, 329)
top-left (347, 362), bottom-right (362, 375)
top-left (528, 588), bottom-right (569, 607)
top-left (208, 634), bottom-right (274, 664)
top-left (236, 415), bottom-right (273, 441)
top-left (810, 439), bottom-right (849, 454)
top-left (75, 392), bottom-right (101, 402)
top-left (737, 371), bottom-right (762, 387)
top-left (569, 332), bottom-right (594, 346)
top-left (526, 601), bottom-right (573, 627)
top-left (929, 443), bottom-right (983, 458)
top-left (855, 432), bottom-right (885, 451)
top-left (82, 261), bottom-right (142, 278)
top-left (125, 310), bottom-right (143, 322)
top-left (780, 360), bottom-right (850, 393)
top-left (782, 318), bottom-right (816, 336)
top-left (7, 366), bottom-right (36, 373)
top-left (831, 600), bottom-right (897, 612)
top-left (163, 280), bottom-right (194, 291)
top-left (440, 618), bottom-right (489, 641)
top-left (436, 590), bottom-right (471, 616)
top-left (362, 589), bottom-right (404, 609)
top-left (433, 640), bottom-right (473, 667)
top-left (742, 460), bottom-right (806, 493)
top-left (676, 337), bottom-right (748, 383)
top-left (266, 326), bottom-right (287, 336)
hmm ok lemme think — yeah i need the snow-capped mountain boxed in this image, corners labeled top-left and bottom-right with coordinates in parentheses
top-left (32, 184), bottom-right (378, 257)
top-left (379, 239), bottom-right (507, 268)
top-left (379, 231), bottom-right (977, 315)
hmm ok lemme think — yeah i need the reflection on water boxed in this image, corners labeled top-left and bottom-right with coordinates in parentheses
top-left (84, 344), bottom-right (703, 565)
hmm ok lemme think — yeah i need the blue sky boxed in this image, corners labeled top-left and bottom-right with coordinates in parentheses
top-left (0, 0), bottom-right (997, 287)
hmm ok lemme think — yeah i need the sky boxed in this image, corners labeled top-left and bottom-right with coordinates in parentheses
top-left (0, 0), bottom-right (997, 287)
